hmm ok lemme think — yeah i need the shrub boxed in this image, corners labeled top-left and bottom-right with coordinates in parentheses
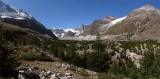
top-left (69, 65), bottom-right (77, 71)
top-left (98, 73), bottom-right (125, 79)
top-left (79, 70), bottom-right (90, 77)
top-left (19, 51), bottom-right (53, 61)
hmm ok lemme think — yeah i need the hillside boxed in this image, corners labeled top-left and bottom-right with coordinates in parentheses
top-left (131, 16), bottom-right (160, 39)
top-left (0, 21), bottom-right (99, 79)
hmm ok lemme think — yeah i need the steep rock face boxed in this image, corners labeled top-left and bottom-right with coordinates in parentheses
top-left (51, 29), bottom-right (65, 38)
top-left (124, 5), bottom-right (160, 27)
top-left (0, 0), bottom-right (57, 38)
top-left (80, 24), bottom-right (91, 35)
top-left (107, 5), bottom-right (160, 35)
top-left (81, 16), bottom-right (116, 35)
top-left (103, 16), bottom-right (116, 22)
top-left (131, 17), bottom-right (160, 40)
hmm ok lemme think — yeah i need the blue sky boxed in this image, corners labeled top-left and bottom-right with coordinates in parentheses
top-left (2, 0), bottom-right (160, 29)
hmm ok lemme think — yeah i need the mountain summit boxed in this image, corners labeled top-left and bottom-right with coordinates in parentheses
top-left (107, 4), bottom-right (160, 33)
top-left (138, 4), bottom-right (157, 11)
top-left (0, 0), bottom-right (32, 20)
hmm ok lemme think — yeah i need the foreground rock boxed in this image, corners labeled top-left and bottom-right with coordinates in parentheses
top-left (17, 61), bottom-right (98, 79)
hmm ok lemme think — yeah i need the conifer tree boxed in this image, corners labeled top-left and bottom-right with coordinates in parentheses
top-left (140, 49), bottom-right (154, 79)
top-left (0, 43), bottom-right (20, 78)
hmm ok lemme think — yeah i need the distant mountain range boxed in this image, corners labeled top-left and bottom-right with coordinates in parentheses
top-left (0, 0), bottom-right (57, 39)
top-left (51, 16), bottom-right (127, 40)
top-left (51, 4), bottom-right (160, 40)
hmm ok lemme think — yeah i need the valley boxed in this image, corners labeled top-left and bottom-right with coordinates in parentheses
top-left (0, 0), bottom-right (160, 79)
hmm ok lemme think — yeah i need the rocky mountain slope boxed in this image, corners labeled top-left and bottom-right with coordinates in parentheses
top-left (81, 16), bottom-right (117, 35)
top-left (107, 5), bottom-right (160, 35)
top-left (0, 0), bottom-right (57, 38)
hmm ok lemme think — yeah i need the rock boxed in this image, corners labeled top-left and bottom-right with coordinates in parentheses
top-left (18, 66), bottom-right (40, 79)
top-left (65, 72), bottom-right (74, 79)
top-left (126, 49), bottom-right (143, 68)
top-left (111, 52), bottom-right (121, 62)
top-left (50, 74), bottom-right (60, 79)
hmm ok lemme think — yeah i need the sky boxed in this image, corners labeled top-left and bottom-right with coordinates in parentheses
top-left (2, 0), bottom-right (160, 29)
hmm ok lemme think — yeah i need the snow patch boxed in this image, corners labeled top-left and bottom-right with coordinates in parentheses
top-left (52, 28), bottom-right (81, 38)
top-left (0, 15), bottom-right (12, 18)
top-left (0, 2), bottom-right (32, 20)
top-left (103, 16), bottom-right (127, 30)
top-left (61, 33), bottom-right (65, 38)
top-left (110, 16), bottom-right (127, 25)
top-left (64, 29), bottom-right (76, 32)
top-left (63, 29), bottom-right (80, 35)
top-left (53, 33), bottom-right (59, 37)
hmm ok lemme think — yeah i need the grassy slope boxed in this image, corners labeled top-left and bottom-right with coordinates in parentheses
top-left (106, 22), bottom-right (137, 35)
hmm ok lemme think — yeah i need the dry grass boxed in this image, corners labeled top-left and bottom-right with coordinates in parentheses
top-left (106, 23), bottom-right (137, 35)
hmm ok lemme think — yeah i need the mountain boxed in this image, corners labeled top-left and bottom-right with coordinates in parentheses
top-left (0, 0), bottom-right (57, 38)
top-left (52, 4), bottom-right (160, 40)
top-left (51, 28), bottom-right (80, 38)
top-left (80, 16), bottom-right (117, 35)
top-left (107, 5), bottom-right (160, 35)
top-left (105, 5), bottom-right (160, 40)
top-left (51, 16), bottom-right (126, 40)
top-left (0, 0), bottom-right (32, 20)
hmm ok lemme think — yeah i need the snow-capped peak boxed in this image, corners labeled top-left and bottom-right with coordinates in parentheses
top-left (10, 6), bottom-right (32, 19)
top-left (0, 0), bottom-right (32, 20)
top-left (62, 28), bottom-right (80, 35)
top-left (51, 28), bottom-right (81, 38)
top-left (63, 29), bottom-right (77, 32)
